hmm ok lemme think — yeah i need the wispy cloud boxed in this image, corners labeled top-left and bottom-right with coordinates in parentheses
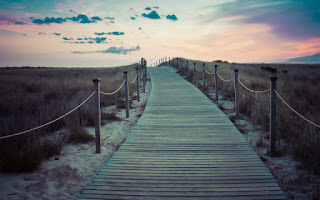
top-left (72, 45), bottom-right (140, 55)
top-left (33, 17), bottom-right (66, 24)
top-left (32, 14), bottom-right (103, 25)
top-left (63, 37), bottom-right (107, 43)
top-left (94, 32), bottom-right (124, 36)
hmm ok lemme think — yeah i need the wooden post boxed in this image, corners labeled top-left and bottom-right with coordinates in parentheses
top-left (186, 61), bottom-right (189, 77)
top-left (270, 76), bottom-right (277, 156)
top-left (203, 63), bottom-right (206, 87)
top-left (124, 72), bottom-right (129, 118)
top-left (144, 60), bottom-right (147, 89)
top-left (169, 57), bottom-right (170, 66)
top-left (234, 69), bottom-right (239, 118)
top-left (193, 63), bottom-right (196, 84)
top-left (142, 66), bottom-right (146, 93)
top-left (180, 59), bottom-right (182, 73)
top-left (136, 67), bottom-right (140, 102)
top-left (92, 78), bottom-right (101, 153)
top-left (215, 65), bottom-right (218, 101)
top-left (176, 58), bottom-right (178, 66)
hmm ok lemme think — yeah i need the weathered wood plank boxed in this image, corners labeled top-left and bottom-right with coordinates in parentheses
top-left (78, 66), bottom-right (286, 200)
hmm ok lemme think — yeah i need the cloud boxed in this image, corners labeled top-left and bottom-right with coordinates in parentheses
top-left (67, 14), bottom-right (92, 23)
top-left (131, 16), bottom-right (136, 20)
top-left (93, 37), bottom-right (107, 43)
top-left (32, 14), bottom-right (102, 25)
top-left (166, 14), bottom-right (178, 21)
top-left (139, 27), bottom-right (142, 30)
top-left (145, 7), bottom-right (152, 10)
top-left (212, 0), bottom-right (320, 40)
top-left (94, 32), bottom-right (124, 36)
top-left (53, 33), bottom-right (61, 36)
top-left (105, 17), bottom-right (115, 20)
top-left (142, 11), bottom-right (161, 19)
top-left (38, 32), bottom-right (47, 35)
top-left (32, 17), bottom-right (66, 24)
top-left (154, 6), bottom-right (159, 9)
top-left (72, 45), bottom-right (140, 55)
top-left (91, 16), bottom-right (102, 21)
top-left (63, 37), bottom-right (73, 40)
top-left (64, 37), bottom-right (107, 43)
top-left (14, 21), bottom-right (25, 25)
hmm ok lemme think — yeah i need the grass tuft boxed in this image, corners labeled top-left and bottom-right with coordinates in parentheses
top-left (68, 127), bottom-right (94, 143)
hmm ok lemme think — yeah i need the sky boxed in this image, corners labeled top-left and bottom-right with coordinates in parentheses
top-left (0, 0), bottom-right (320, 67)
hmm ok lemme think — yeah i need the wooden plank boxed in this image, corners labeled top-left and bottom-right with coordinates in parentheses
top-left (78, 66), bottom-right (286, 200)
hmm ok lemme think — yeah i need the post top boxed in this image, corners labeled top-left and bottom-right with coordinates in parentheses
top-left (124, 71), bottom-right (128, 74)
top-left (92, 78), bottom-right (101, 83)
top-left (135, 67), bottom-right (139, 70)
top-left (234, 69), bottom-right (239, 72)
top-left (270, 76), bottom-right (278, 81)
top-left (203, 63), bottom-right (205, 65)
top-left (194, 62), bottom-right (196, 65)
top-left (215, 65), bottom-right (218, 67)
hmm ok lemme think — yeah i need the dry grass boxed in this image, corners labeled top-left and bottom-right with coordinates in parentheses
top-left (0, 64), bottom-right (141, 172)
top-left (173, 58), bottom-right (320, 173)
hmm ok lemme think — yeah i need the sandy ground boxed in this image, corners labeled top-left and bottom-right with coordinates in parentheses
top-left (0, 80), bottom-right (151, 200)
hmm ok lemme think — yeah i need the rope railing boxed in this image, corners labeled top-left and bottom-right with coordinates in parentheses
top-left (169, 58), bottom-right (319, 157)
top-left (205, 68), bottom-right (214, 75)
top-left (140, 72), bottom-right (144, 79)
top-left (217, 71), bottom-right (233, 82)
top-left (100, 79), bottom-right (126, 96)
top-left (274, 90), bottom-right (320, 129)
top-left (129, 75), bottom-right (137, 84)
top-left (0, 91), bottom-right (96, 140)
top-left (237, 78), bottom-right (270, 94)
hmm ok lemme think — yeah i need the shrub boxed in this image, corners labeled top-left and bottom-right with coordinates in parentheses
top-left (0, 138), bottom-right (44, 172)
top-left (102, 112), bottom-right (121, 121)
top-left (68, 127), bottom-right (94, 143)
top-left (41, 136), bottom-right (66, 159)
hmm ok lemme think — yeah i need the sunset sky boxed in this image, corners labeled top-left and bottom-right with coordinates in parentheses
top-left (0, 0), bottom-right (319, 67)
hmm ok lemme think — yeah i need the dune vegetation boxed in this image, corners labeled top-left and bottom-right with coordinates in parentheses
top-left (0, 64), bottom-right (141, 172)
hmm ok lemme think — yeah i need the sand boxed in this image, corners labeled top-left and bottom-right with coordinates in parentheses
top-left (0, 80), bottom-right (151, 200)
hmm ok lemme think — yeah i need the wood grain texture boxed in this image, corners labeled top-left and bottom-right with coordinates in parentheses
top-left (78, 66), bottom-right (286, 200)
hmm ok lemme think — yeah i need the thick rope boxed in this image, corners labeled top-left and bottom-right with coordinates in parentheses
top-left (140, 72), bottom-right (144, 79)
top-left (217, 72), bottom-right (233, 82)
top-left (195, 67), bottom-right (202, 72)
top-left (274, 90), bottom-right (320, 129)
top-left (129, 75), bottom-right (137, 84)
top-left (237, 78), bottom-right (270, 93)
top-left (100, 79), bottom-right (126, 96)
top-left (205, 68), bottom-right (214, 75)
top-left (0, 92), bottom-right (96, 140)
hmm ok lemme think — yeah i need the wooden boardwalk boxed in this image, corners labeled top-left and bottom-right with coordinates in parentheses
top-left (78, 66), bottom-right (286, 200)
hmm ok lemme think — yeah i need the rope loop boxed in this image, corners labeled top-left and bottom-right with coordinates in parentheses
top-left (129, 75), bottom-right (137, 84)
top-left (237, 78), bottom-right (270, 93)
top-left (205, 68), bottom-right (214, 75)
top-left (217, 72), bottom-right (233, 82)
top-left (100, 80), bottom-right (126, 96)
top-left (274, 90), bottom-right (320, 128)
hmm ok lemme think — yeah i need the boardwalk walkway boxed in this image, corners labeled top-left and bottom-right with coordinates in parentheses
top-left (78, 66), bottom-right (286, 199)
